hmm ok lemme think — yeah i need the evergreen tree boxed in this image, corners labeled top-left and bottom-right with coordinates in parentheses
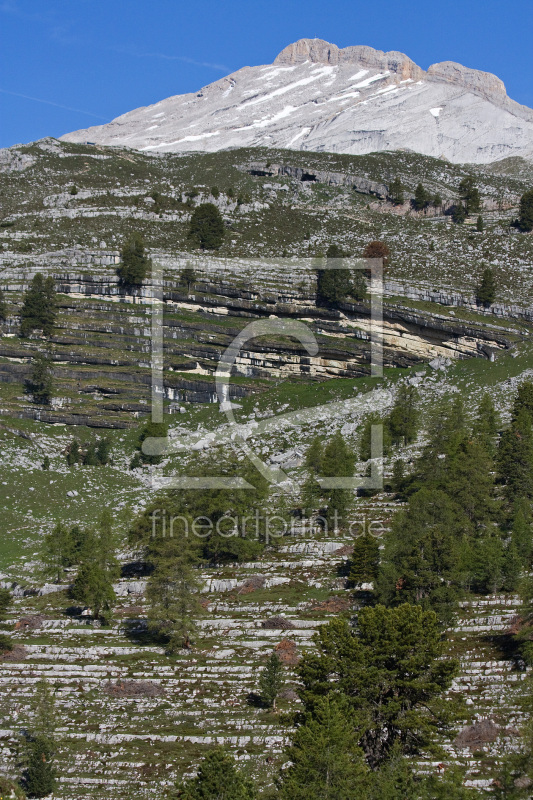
top-left (315, 258), bottom-right (353, 307)
top-left (321, 430), bottom-right (356, 528)
top-left (498, 408), bottom-right (533, 504)
top-left (476, 215), bottom-right (484, 232)
top-left (66, 439), bottom-right (81, 466)
top-left (0, 587), bottom-right (12, 620)
top-left (95, 436), bottom-right (111, 465)
top-left (70, 562), bottom-right (116, 623)
top-left (178, 747), bottom-right (257, 800)
top-left (517, 189), bottom-right (533, 232)
top-left (278, 697), bottom-right (369, 800)
top-left (298, 605), bottom-right (459, 768)
top-left (0, 287), bottom-right (7, 321)
top-left (40, 522), bottom-right (74, 583)
top-left (348, 532), bottom-right (380, 586)
top-left (432, 193), bottom-right (443, 209)
top-left (180, 265), bottom-right (197, 291)
top-left (146, 539), bottom-right (202, 652)
top-left (511, 498), bottom-right (533, 564)
top-left (188, 203), bottom-right (225, 250)
top-left (413, 183), bottom-right (429, 211)
top-left (387, 384), bottom-right (419, 446)
top-left (452, 202), bottom-right (466, 224)
top-left (25, 736), bottom-right (56, 798)
top-left (258, 652), bottom-right (284, 710)
top-left (458, 177), bottom-right (481, 215)
top-left (473, 393), bottom-right (499, 454)
top-left (476, 267), bottom-right (496, 307)
top-left (117, 233), bottom-right (150, 286)
top-left (305, 436), bottom-right (323, 473)
top-left (20, 273), bottom-right (56, 337)
top-left (27, 353), bottom-right (53, 405)
top-left (512, 380), bottom-right (533, 423)
top-left (388, 177), bottom-right (404, 205)
top-left (93, 508), bottom-right (120, 580)
top-left (359, 412), bottom-right (392, 461)
top-left (137, 419), bottom-right (169, 465)
top-left (41, 455), bottom-right (50, 470)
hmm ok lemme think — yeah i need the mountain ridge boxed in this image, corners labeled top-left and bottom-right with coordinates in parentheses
top-left (56, 38), bottom-right (533, 164)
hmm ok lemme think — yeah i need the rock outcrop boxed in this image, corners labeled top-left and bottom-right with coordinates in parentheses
top-left (61, 38), bottom-right (533, 164)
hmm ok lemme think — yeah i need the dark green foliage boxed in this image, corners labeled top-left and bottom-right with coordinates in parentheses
top-left (476, 215), bottom-right (484, 232)
top-left (305, 436), bottom-right (323, 473)
top-left (20, 273), bottom-right (56, 337)
top-left (180, 265), bottom-right (197, 291)
top-left (25, 736), bottom-right (56, 798)
top-left (512, 380), bottom-right (533, 423)
top-left (278, 696), bottom-right (369, 800)
top-left (188, 202), bottom-right (225, 250)
top-left (498, 408), bottom-right (533, 504)
top-left (70, 562), bottom-right (116, 623)
top-left (210, 186), bottom-right (220, 199)
top-left (413, 183), bottom-right (429, 211)
top-left (517, 189), bottom-right (533, 232)
top-left (473, 393), bottom-right (499, 454)
top-left (359, 412), bottom-right (392, 461)
top-left (40, 523), bottom-right (73, 582)
top-left (137, 420), bottom-right (169, 465)
top-left (315, 265), bottom-right (352, 307)
top-left (452, 202), bottom-right (466, 224)
top-left (348, 532), bottom-right (380, 586)
top-left (298, 605), bottom-right (459, 768)
top-left (146, 537), bottom-right (202, 653)
top-left (476, 267), bottom-right (496, 307)
top-left (258, 652), bottom-right (284, 710)
top-left (387, 384), bottom-right (419, 446)
top-left (27, 353), bottom-right (53, 405)
top-left (129, 452), bottom-right (143, 470)
top-left (432, 193), bottom-right (443, 208)
top-left (458, 176), bottom-right (481, 215)
top-left (0, 633), bottom-right (13, 653)
top-left (177, 747), bottom-right (256, 800)
top-left (41, 455), bottom-right (50, 470)
top-left (391, 459), bottom-right (406, 495)
top-left (69, 184), bottom-right (78, 195)
top-left (66, 439), bottom-right (81, 466)
top-left (0, 287), bottom-right (7, 321)
top-left (388, 177), bottom-right (404, 205)
top-left (95, 436), bottom-right (110, 465)
top-left (117, 232), bottom-right (150, 286)
top-left (0, 587), bottom-right (13, 619)
top-left (510, 498), bottom-right (533, 564)
top-left (320, 430), bottom-right (356, 528)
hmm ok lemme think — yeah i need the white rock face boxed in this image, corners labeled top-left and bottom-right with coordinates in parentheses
top-left (61, 38), bottom-right (533, 164)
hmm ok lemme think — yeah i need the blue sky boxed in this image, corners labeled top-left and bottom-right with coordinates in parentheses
top-left (1, 0), bottom-right (532, 149)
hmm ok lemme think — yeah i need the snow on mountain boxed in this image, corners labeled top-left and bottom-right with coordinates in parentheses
top-left (61, 38), bottom-right (533, 164)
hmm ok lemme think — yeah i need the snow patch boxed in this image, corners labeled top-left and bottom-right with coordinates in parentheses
top-left (286, 127), bottom-right (311, 146)
top-left (430, 107), bottom-right (443, 117)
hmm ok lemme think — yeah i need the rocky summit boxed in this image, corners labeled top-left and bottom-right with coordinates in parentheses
top-left (61, 38), bottom-right (533, 164)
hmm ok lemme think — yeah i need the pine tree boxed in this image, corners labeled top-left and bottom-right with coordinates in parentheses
top-left (147, 539), bottom-right (202, 652)
top-left (95, 436), bottom-right (110, 465)
top-left (476, 215), bottom-right (484, 232)
top-left (25, 735), bottom-right (56, 798)
top-left (178, 747), bottom-right (257, 800)
top-left (180, 265), bottom-right (197, 291)
top-left (20, 273), bottom-right (56, 337)
top-left (27, 352), bottom-right (53, 405)
top-left (413, 183), bottom-right (429, 211)
top-left (117, 233), bottom-right (150, 286)
top-left (0, 287), bottom-right (7, 321)
top-left (473, 393), bottom-right (499, 454)
top-left (305, 436), bottom-right (323, 473)
top-left (517, 189), bottom-right (533, 232)
top-left (278, 697), bottom-right (369, 800)
top-left (476, 267), bottom-right (496, 307)
top-left (512, 380), bottom-right (533, 423)
top-left (298, 605), bottom-right (459, 768)
top-left (188, 203), bottom-right (225, 250)
top-left (452, 202), bottom-right (466, 224)
top-left (321, 430), bottom-right (355, 528)
top-left (41, 455), bottom-right (50, 470)
top-left (498, 408), bottom-right (533, 504)
top-left (387, 384), bottom-right (419, 446)
top-left (70, 562), bottom-right (116, 623)
top-left (258, 652), bottom-right (284, 710)
top-left (388, 177), bottom-right (404, 205)
top-left (315, 266), bottom-right (352, 307)
top-left (0, 587), bottom-right (12, 620)
top-left (66, 439), bottom-right (81, 466)
top-left (40, 522), bottom-right (74, 583)
top-left (511, 498), bottom-right (533, 564)
top-left (359, 412), bottom-right (392, 461)
top-left (459, 177), bottom-right (481, 215)
top-left (348, 532), bottom-right (380, 586)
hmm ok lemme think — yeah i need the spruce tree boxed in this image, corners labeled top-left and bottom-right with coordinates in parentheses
top-left (517, 189), bottom-right (533, 232)
top-left (305, 436), bottom-right (323, 473)
top-left (348, 532), bottom-right (380, 585)
top-left (388, 177), bottom-right (404, 205)
top-left (258, 652), bottom-right (284, 710)
top-left (188, 203), bottom-right (225, 250)
top-left (458, 176), bottom-right (481, 215)
top-left (498, 408), bottom-right (533, 504)
top-left (147, 539), bottom-right (202, 652)
top-left (387, 384), bottom-right (419, 446)
top-left (20, 273), bottom-right (56, 337)
top-left (452, 202), bottom-right (466, 224)
top-left (321, 430), bottom-right (355, 528)
top-left (40, 522), bottom-right (74, 583)
top-left (178, 747), bottom-right (257, 800)
top-left (70, 562), bottom-right (116, 623)
top-left (278, 697), bottom-right (369, 800)
top-left (25, 735), bottom-right (56, 798)
top-left (512, 380), bottom-right (533, 423)
top-left (476, 267), bottom-right (496, 307)
top-left (473, 393), bottom-right (499, 454)
top-left (476, 215), bottom-right (484, 232)
top-left (27, 353), bottom-right (53, 405)
top-left (413, 183), bottom-right (429, 211)
top-left (0, 287), bottom-right (7, 321)
top-left (117, 233), bottom-right (150, 286)
top-left (180, 265), bottom-right (197, 291)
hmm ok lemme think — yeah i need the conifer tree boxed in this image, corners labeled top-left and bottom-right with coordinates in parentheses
top-left (476, 267), bottom-right (496, 307)
top-left (25, 736), bottom-right (56, 798)
top-left (388, 177), bottom-right (404, 205)
top-left (452, 202), bottom-right (466, 224)
top-left (498, 408), bottom-right (533, 504)
top-left (348, 532), bottom-right (380, 586)
top-left (40, 522), bottom-right (74, 583)
top-left (305, 436), bottom-right (323, 473)
top-left (258, 652), bottom-right (284, 710)
top-left (517, 188), bottom-right (533, 232)
top-left (117, 232), bottom-right (150, 286)
top-left (278, 696), bottom-right (369, 800)
top-left (70, 562), bottom-right (116, 623)
top-left (0, 287), bottom-right (7, 321)
top-left (413, 183), bottom-right (429, 211)
top-left (180, 265), bottom-right (197, 291)
top-left (178, 747), bottom-right (257, 800)
top-left (188, 203), bottom-right (225, 250)
top-left (27, 353), bottom-right (53, 405)
top-left (387, 384), bottom-right (419, 446)
top-left (473, 393), bottom-right (499, 454)
top-left (20, 273), bottom-right (56, 337)
top-left (146, 538), bottom-right (202, 652)
top-left (512, 380), bottom-right (533, 423)
top-left (458, 176), bottom-right (481, 215)
top-left (476, 215), bottom-right (484, 232)
top-left (321, 430), bottom-right (355, 528)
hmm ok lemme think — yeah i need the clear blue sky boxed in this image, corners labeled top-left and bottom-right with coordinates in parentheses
top-left (1, 0), bottom-right (532, 149)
